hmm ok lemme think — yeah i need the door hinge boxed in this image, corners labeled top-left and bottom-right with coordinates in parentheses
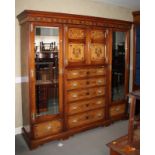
top-left (32, 113), bottom-right (35, 120)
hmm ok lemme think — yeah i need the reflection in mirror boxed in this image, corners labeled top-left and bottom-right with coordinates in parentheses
top-left (112, 32), bottom-right (125, 101)
top-left (34, 26), bottom-right (59, 116)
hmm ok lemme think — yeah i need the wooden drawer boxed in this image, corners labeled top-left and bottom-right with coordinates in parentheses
top-left (66, 67), bottom-right (106, 79)
top-left (67, 86), bottom-right (106, 102)
top-left (66, 77), bottom-right (106, 90)
top-left (110, 104), bottom-right (126, 117)
top-left (68, 109), bottom-right (105, 128)
top-left (68, 97), bottom-right (106, 115)
top-left (33, 120), bottom-right (62, 139)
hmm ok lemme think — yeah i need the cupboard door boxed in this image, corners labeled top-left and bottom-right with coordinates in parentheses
top-left (65, 26), bottom-right (87, 66)
top-left (33, 24), bottom-right (63, 119)
top-left (90, 29), bottom-right (108, 64)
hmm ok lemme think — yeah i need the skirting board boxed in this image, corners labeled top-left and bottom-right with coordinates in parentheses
top-left (15, 126), bottom-right (22, 135)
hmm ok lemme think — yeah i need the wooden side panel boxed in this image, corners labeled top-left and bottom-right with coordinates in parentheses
top-left (20, 23), bottom-right (30, 133)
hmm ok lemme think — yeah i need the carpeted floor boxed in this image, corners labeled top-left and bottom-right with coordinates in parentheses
top-left (15, 120), bottom-right (128, 155)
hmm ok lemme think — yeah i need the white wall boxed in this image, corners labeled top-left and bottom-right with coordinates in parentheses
top-left (15, 0), bottom-right (134, 129)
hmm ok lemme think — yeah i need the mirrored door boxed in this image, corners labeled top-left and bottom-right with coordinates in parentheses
top-left (34, 26), bottom-right (60, 116)
top-left (112, 31), bottom-right (126, 102)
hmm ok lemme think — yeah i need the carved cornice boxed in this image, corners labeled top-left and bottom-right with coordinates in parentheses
top-left (17, 10), bottom-right (132, 29)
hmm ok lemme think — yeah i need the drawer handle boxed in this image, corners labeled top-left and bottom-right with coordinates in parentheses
top-left (97, 80), bottom-right (102, 84)
top-left (115, 108), bottom-right (120, 111)
top-left (97, 113), bottom-right (102, 117)
top-left (98, 70), bottom-right (103, 73)
top-left (47, 125), bottom-right (52, 130)
top-left (72, 119), bottom-right (78, 123)
top-left (97, 90), bottom-right (102, 94)
top-left (72, 72), bottom-right (78, 76)
top-left (97, 101), bottom-right (102, 104)
top-left (72, 94), bottom-right (78, 98)
top-left (72, 83), bottom-right (78, 87)
top-left (72, 106), bottom-right (77, 110)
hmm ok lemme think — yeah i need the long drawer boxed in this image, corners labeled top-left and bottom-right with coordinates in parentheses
top-left (68, 97), bottom-right (105, 115)
top-left (66, 67), bottom-right (106, 79)
top-left (67, 86), bottom-right (106, 102)
top-left (66, 77), bottom-right (106, 90)
top-left (33, 120), bottom-right (62, 139)
top-left (68, 109), bottom-right (105, 128)
top-left (110, 104), bottom-right (126, 117)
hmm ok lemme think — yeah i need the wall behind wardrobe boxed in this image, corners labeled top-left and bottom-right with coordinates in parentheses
top-left (15, 0), bottom-right (133, 131)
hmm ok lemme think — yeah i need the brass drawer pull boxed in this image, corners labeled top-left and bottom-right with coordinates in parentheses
top-left (97, 80), bottom-right (102, 84)
top-left (97, 113), bottom-right (102, 117)
top-left (97, 90), bottom-right (102, 94)
top-left (72, 94), bottom-right (78, 98)
top-left (72, 72), bottom-right (78, 76)
top-left (72, 119), bottom-right (78, 123)
top-left (47, 125), bottom-right (52, 130)
top-left (72, 106), bottom-right (77, 110)
top-left (115, 107), bottom-right (120, 111)
top-left (72, 83), bottom-right (78, 87)
top-left (97, 101), bottom-right (102, 104)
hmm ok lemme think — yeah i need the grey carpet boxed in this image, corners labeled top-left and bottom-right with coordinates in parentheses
top-left (15, 120), bottom-right (128, 155)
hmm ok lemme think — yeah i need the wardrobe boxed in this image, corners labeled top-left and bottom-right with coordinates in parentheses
top-left (17, 10), bottom-right (131, 149)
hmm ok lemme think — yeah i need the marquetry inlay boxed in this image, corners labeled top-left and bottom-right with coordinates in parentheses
top-left (68, 28), bottom-right (85, 39)
top-left (90, 44), bottom-right (105, 60)
top-left (68, 43), bottom-right (85, 62)
top-left (91, 30), bottom-right (105, 40)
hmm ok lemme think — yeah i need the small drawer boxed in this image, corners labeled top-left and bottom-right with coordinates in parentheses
top-left (110, 104), bottom-right (126, 117)
top-left (33, 120), bottom-right (62, 139)
top-left (67, 87), bottom-right (105, 102)
top-left (68, 97), bottom-right (105, 115)
top-left (67, 88), bottom-right (93, 102)
top-left (67, 69), bottom-right (87, 79)
top-left (66, 77), bottom-right (106, 90)
top-left (68, 109), bottom-right (105, 128)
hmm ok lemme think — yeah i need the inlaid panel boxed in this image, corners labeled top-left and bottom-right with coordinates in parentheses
top-left (90, 44), bottom-right (105, 61)
top-left (68, 109), bottom-right (105, 128)
top-left (68, 43), bottom-right (85, 62)
top-left (91, 30), bottom-right (105, 40)
top-left (33, 120), bottom-right (62, 139)
top-left (68, 28), bottom-right (85, 39)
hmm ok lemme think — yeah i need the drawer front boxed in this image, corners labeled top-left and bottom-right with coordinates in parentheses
top-left (67, 86), bottom-right (105, 102)
top-left (66, 77), bottom-right (106, 90)
top-left (110, 104), bottom-right (126, 117)
top-left (67, 69), bottom-right (88, 79)
top-left (66, 67), bottom-right (106, 79)
top-left (33, 120), bottom-right (62, 139)
top-left (68, 109), bottom-right (105, 128)
top-left (68, 97), bottom-right (106, 115)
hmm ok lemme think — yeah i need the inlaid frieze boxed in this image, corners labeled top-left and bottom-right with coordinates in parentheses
top-left (68, 28), bottom-right (85, 39)
top-left (68, 43), bottom-right (85, 62)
